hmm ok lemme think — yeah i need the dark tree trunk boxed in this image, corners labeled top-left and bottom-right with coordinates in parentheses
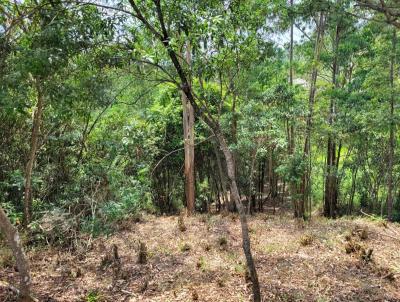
top-left (258, 159), bottom-right (266, 212)
top-left (268, 147), bottom-right (277, 212)
top-left (247, 149), bottom-right (257, 215)
top-left (212, 140), bottom-right (229, 210)
top-left (348, 167), bottom-right (358, 215)
top-left (324, 22), bottom-right (341, 218)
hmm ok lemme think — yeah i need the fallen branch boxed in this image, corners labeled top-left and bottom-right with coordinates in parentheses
top-left (360, 209), bottom-right (376, 219)
top-left (378, 232), bottom-right (400, 242)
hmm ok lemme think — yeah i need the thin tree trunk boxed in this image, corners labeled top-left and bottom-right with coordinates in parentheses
top-left (215, 129), bottom-right (261, 301)
top-left (301, 12), bottom-right (326, 219)
top-left (247, 149), bottom-right (257, 215)
top-left (289, 0), bottom-right (294, 88)
top-left (212, 171), bottom-right (222, 212)
top-left (228, 90), bottom-right (239, 212)
top-left (349, 167), bottom-right (358, 215)
top-left (268, 147), bottom-right (277, 205)
top-left (288, 0), bottom-right (298, 217)
top-left (212, 140), bottom-right (229, 210)
top-left (0, 206), bottom-right (34, 301)
top-left (181, 42), bottom-right (195, 215)
top-left (324, 21), bottom-right (341, 218)
top-left (387, 29), bottom-right (396, 221)
top-left (288, 0), bottom-right (294, 142)
top-left (259, 158), bottom-right (266, 212)
top-left (24, 80), bottom-right (45, 227)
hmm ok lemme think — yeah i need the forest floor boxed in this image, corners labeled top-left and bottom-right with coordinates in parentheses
top-left (1, 210), bottom-right (400, 302)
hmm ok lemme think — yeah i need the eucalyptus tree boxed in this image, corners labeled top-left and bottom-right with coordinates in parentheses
top-left (320, 0), bottom-right (361, 218)
top-left (295, 1), bottom-right (328, 219)
top-left (76, 0), bottom-right (269, 299)
top-left (181, 43), bottom-right (195, 214)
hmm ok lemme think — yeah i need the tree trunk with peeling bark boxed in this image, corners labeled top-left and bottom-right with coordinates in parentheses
top-left (181, 43), bottom-right (195, 215)
top-left (0, 206), bottom-right (34, 301)
top-left (214, 129), bottom-right (261, 301)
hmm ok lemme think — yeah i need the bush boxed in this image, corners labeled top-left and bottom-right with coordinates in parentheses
top-left (29, 208), bottom-right (78, 247)
top-left (299, 233), bottom-right (314, 246)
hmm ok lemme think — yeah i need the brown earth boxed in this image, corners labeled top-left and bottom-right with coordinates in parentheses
top-left (1, 212), bottom-right (400, 302)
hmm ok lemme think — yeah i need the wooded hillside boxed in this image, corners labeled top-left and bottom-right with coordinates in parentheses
top-left (0, 0), bottom-right (399, 301)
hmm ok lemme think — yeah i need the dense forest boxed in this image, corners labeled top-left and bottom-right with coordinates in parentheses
top-left (1, 0), bottom-right (400, 301)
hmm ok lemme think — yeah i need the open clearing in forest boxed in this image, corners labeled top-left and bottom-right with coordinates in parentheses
top-left (1, 212), bottom-right (400, 302)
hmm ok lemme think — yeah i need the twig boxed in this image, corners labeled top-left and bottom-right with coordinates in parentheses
top-left (121, 289), bottom-right (134, 296)
top-left (378, 232), bottom-right (399, 242)
top-left (360, 209), bottom-right (376, 219)
top-left (360, 209), bottom-right (400, 241)
top-left (151, 135), bottom-right (214, 175)
top-left (0, 281), bottom-right (19, 294)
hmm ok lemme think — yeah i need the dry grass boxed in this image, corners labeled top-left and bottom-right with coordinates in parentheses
top-left (1, 213), bottom-right (400, 301)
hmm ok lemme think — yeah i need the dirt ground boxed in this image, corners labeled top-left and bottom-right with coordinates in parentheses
top-left (1, 212), bottom-right (400, 302)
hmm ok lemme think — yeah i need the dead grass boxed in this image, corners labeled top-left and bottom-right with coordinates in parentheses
top-left (1, 213), bottom-right (399, 301)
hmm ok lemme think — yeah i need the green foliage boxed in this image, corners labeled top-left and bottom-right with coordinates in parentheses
top-left (276, 152), bottom-right (307, 185)
top-left (86, 291), bottom-right (100, 302)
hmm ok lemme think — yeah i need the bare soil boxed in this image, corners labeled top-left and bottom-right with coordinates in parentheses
top-left (1, 212), bottom-right (400, 301)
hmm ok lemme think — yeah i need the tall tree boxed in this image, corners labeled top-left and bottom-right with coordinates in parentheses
top-left (23, 79), bottom-right (44, 226)
top-left (288, 0), bottom-right (298, 217)
top-left (387, 28), bottom-right (397, 220)
top-left (181, 42), bottom-right (195, 214)
top-left (125, 1), bottom-right (262, 299)
top-left (324, 3), bottom-right (342, 218)
top-left (301, 11), bottom-right (326, 219)
top-left (0, 4), bottom-right (35, 299)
